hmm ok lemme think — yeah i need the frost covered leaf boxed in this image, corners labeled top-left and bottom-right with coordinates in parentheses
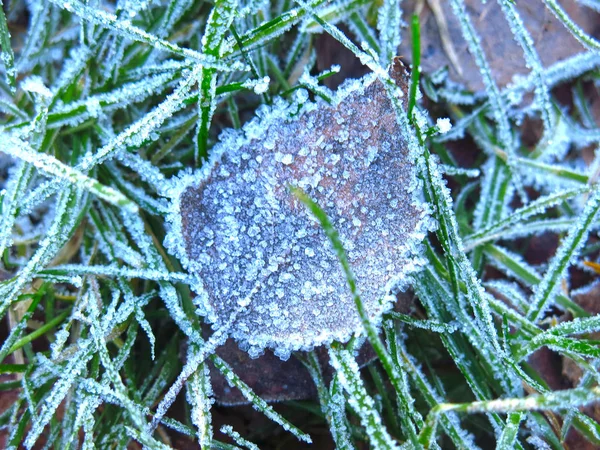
top-left (166, 60), bottom-right (428, 359)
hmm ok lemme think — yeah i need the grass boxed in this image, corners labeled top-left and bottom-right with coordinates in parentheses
top-left (0, 0), bottom-right (600, 448)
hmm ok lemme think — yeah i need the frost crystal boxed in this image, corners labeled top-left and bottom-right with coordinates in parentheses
top-left (166, 64), bottom-right (427, 358)
top-left (436, 117), bottom-right (452, 134)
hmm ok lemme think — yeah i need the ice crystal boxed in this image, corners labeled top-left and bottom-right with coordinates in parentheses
top-left (166, 62), bottom-right (428, 358)
top-left (436, 117), bottom-right (452, 134)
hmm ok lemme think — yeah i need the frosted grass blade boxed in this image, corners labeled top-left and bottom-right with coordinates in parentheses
top-left (527, 186), bottom-right (600, 322)
top-left (50, 0), bottom-right (234, 68)
top-left (210, 355), bottom-right (312, 443)
top-left (2, 135), bottom-right (138, 213)
top-left (498, 0), bottom-right (552, 130)
top-left (543, 0), bottom-right (600, 51)
top-left (196, 0), bottom-right (238, 164)
top-left (0, 0), bottom-right (16, 91)
top-left (329, 346), bottom-right (401, 450)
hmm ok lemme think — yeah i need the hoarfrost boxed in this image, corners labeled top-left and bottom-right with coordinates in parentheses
top-left (243, 76), bottom-right (271, 95)
top-left (220, 425), bottom-right (259, 450)
top-left (166, 65), bottom-right (428, 358)
top-left (436, 117), bottom-right (452, 134)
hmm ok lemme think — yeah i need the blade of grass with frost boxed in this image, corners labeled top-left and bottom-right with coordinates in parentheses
top-left (437, 385), bottom-right (600, 416)
top-left (0, 187), bottom-right (87, 315)
top-left (376, 0), bottom-right (402, 65)
top-left (24, 345), bottom-right (93, 449)
top-left (2, 135), bottom-right (138, 213)
top-left (50, 0), bottom-right (233, 68)
top-left (119, 211), bottom-right (202, 341)
top-left (298, 2), bottom-right (406, 94)
top-left (348, 12), bottom-right (381, 57)
top-left (79, 63), bottom-right (201, 172)
top-left (512, 155), bottom-right (589, 186)
top-left (527, 186), bottom-right (600, 322)
top-left (447, 0), bottom-right (514, 154)
top-left (302, 0), bottom-right (372, 34)
top-left (471, 158), bottom-right (511, 271)
top-left (39, 265), bottom-right (188, 283)
top-left (85, 287), bottom-right (151, 437)
top-left (497, 0), bottom-right (552, 131)
top-left (126, 427), bottom-right (173, 450)
top-left (220, 425), bottom-right (259, 450)
top-left (543, 0), bottom-right (600, 51)
top-left (116, 153), bottom-right (169, 194)
top-left (301, 351), bottom-right (355, 450)
top-left (210, 355), bottom-right (313, 443)
top-left (464, 186), bottom-right (590, 250)
top-left (186, 362), bottom-right (212, 448)
top-left (384, 320), bottom-right (479, 449)
top-left (515, 315), bottom-right (600, 360)
top-left (291, 187), bottom-right (421, 447)
top-left (467, 218), bottom-right (577, 248)
top-left (414, 269), bottom-right (518, 437)
top-left (386, 313), bottom-right (458, 334)
top-left (0, 0), bottom-right (15, 91)
top-left (571, 412), bottom-right (600, 446)
top-left (0, 163), bottom-right (34, 256)
top-left (328, 345), bottom-right (401, 449)
top-left (484, 244), bottom-right (588, 317)
top-left (196, 0), bottom-right (237, 164)
top-left (159, 416), bottom-right (196, 440)
top-left (227, 0), bottom-right (327, 55)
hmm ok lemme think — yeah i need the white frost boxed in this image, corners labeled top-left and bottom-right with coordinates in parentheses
top-left (436, 117), bottom-right (452, 134)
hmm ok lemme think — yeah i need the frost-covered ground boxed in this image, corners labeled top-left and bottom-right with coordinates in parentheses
top-left (1, 0), bottom-right (600, 448)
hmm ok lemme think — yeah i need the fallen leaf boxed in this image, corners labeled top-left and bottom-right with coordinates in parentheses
top-left (166, 60), bottom-right (428, 359)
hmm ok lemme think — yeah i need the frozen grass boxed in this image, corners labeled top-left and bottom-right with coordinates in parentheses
top-left (0, 0), bottom-right (600, 448)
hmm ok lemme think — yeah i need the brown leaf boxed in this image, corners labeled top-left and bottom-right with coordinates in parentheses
top-left (167, 62), bottom-right (427, 359)
top-left (210, 338), bottom-right (377, 405)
